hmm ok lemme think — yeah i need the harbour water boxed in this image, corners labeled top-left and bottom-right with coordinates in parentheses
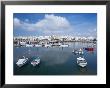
top-left (14, 42), bottom-right (97, 75)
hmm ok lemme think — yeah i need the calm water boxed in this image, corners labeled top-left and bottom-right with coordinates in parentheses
top-left (14, 42), bottom-right (97, 75)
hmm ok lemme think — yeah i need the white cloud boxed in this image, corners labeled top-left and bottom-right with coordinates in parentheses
top-left (14, 18), bottom-right (21, 27)
top-left (93, 28), bottom-right (96, 32)
top-left (40, 14), bottom-right (71, 30)
top-left (14, 14), bottom-right (72, 35)
top-left (25, 19), bottom-right (29, 22)
top-left (14, 18), bottom-right (36, 31)
top-left (88, 28), bottom-right (96, 33)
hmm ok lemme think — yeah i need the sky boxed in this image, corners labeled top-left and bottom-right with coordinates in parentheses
top-left (13, 13), bottom-right (97, 37)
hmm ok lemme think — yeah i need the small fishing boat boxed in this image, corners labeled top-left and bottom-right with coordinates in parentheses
top-left (77, 57), bottom-right (87, 67)
top-left (25, 44), bottom-right (33, 47)
top-left (31, 57), bottom-right (40, 66)
top-left (34, 44), bottom-right (42, 47)
top-left (44, 44), bottom-right (51, 48)
top-left (78, 48), bottom-right (84, 54)
top-left (51, 43), bottom-right (61, 46)
top-left (16, 56), bottom-right (28, 67)
top-left (72, 48), bottom-right (83, 55)
top-left (85, 47), bottom-right (94, 51)
top-left (60, 44), bottom-right (69, 47)
top-left (72, 49), bottom-right (78, 54)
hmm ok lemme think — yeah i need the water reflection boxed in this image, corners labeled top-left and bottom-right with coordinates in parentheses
top-left (77, 66), bottom-right (87, 73)
top-left (14, 42), bottom-right (97, 75)
top-left (41, 48), bottom-right (72, 66)
top-left (87, 51), bottom-right (94, 54)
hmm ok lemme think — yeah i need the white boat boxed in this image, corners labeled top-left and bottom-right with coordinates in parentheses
top-left (72, 48), bottom-right (83, 55)
top-left (31, 57), bottom-right (40, 66)
top-left (72, 49), bottom-right (78, 54)
top-left (44, 44), bottom-right (51, 48)
top-left (77, 57), bottom-right (87, 67)
top-left (25, 44), bottom-right (33, 47)
top-left (78, 48), bottom-right (84, 54)
top-left (60, 44), bottom-right (69, 47)
top-left (35, 44), bottom-right (42, 47)
top-left (72, 49), bottom-right (75, 53)
top-left (52, 43), bottom-right (61, 46)
top-left (20, 42), bottom-right (26, 46)
top-left (16, 56), bottom-right (28, 67)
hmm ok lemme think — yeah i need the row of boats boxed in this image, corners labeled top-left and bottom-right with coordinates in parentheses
top-left (72, 47), bottom-right (94, 67)
top-left (72, 48), bottom-right (87, 67)
top-left (20, 43), bottom-right (69, 48)
top-left (72, 48), bottom-right (84, 55)
top-left (16, 56), bottom-right (87, 68)
top-left (16, 56), bottom-right (40, 67)
top-left (72, 47), bottom-right (94, 55)
top-left (16, 47), bottom-right (94, 68)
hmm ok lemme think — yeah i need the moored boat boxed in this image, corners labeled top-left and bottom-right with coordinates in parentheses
top-left (77, 57), bottom-right (87, 67)
top-left (78, 48), bottom-right (84, 54)
top-left (60, 44), bottom-right (69, 47)
top-left (34, 44), bottom-right (42, 47)
top-left (72, 49), bottom-right (78, 54)
top-left (31, 57), bottom-right (40, 66)
top-left (72, 48), bottom-right (83, 55)
top-left (25, 44), bottom-right (33, 47)
top-left (16, 56), bottom-right (28, 67)
top-left (85, 47), bottom-right (94, 51)
top-left (44, 44), bottom-right (51, 48)
top-left (51, 43), bottom-right (61, 46)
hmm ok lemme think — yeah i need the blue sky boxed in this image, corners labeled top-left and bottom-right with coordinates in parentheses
top-left (13, 13), bottom-right (97, 37)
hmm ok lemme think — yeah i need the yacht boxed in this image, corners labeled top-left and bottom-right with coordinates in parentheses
top-left (72, 49), bottom-right (78, 54)
top-left (34, 44), bottom-right (42, 47)
top-left (44, 44), bottom-right (51, 48)
top-left (25, 44), bottom-right (33, 47)
top-left (51, 43), bottom-right (61, 46)
top-left (16, 56), bottom-right (28, 67)
top-left (60, 44), bottom-right (69, 47)
top-left (78, 48), bottom-right (84, 54)
top-left (72, 48), bottom-right (83, 55)
top-left (31, 57), bottom-right (40, 66)
top-left (77, 57), bottom-right (87, 67)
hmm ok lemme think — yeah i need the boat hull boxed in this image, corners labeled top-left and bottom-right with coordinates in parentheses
top-left (85, 48), bottom-right (94, 51)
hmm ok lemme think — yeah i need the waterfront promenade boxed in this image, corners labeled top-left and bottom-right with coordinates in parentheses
top-left (13, 36), bottom-right (97, 47)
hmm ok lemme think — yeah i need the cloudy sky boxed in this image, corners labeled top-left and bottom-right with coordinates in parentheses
top-left (13, 13), bottom-right (97, 37)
